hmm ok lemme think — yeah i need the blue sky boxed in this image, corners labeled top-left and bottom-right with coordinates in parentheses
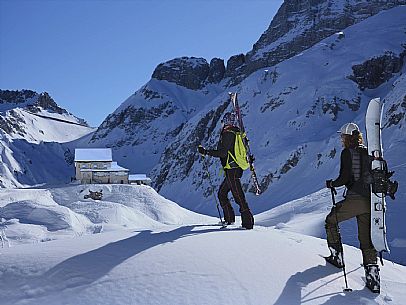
top-left (0, 0), bottom-right (283, 126)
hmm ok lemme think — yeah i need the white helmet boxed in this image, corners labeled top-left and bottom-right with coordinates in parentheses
top-left (338, 122), bottom-right (360, 135)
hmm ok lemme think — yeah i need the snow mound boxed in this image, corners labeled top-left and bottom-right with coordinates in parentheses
top-left (51, 184), bottom-right (215, 226)
top-left (0, 200), bottom-right (93, 232)
top-left (0, 185), bottom-right (215, 245)
top-left (255, 188), bottom-right (339, 236)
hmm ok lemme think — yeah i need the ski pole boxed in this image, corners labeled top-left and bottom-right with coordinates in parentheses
top-left (331, 187), bottom-right (352, 292)
top-left (200, 149), bottom-right (225, 226)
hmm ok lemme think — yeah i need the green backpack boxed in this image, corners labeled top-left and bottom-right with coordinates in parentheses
top-left (224, 131), bottom-right (250, 170)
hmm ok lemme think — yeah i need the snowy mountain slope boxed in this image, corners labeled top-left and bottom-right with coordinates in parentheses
top-left (155, 6), bottom-right (406, 212)
top-left (84, 1), bottom-right (406, 179)
top-left (0, 223), bottom-right (405, 305)
top-left (256, 187), bottom-right (406, 265)
top-left (0, 90), bottom-right (95, 188)
top-left (0, 90), bottom-right (90, 139)
top-left (0, 184), bottom-right (215, 245)
top-left (88, 74), bottom-right (226, 174)
top-left (232, 0), bottom-right (406, 85)
top-left (3, 107), bottom-right (92, 143)
top-left (147, 6), bottom-right (406, 264)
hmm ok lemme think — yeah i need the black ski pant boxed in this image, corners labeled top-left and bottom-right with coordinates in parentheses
top-left (325, 194), bottom-right (377, 265)
top-left (218, 168), bottom-right (253, 227)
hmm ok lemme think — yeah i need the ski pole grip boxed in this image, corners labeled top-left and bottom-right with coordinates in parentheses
top-left (330, 187), bottom-right (337, 206)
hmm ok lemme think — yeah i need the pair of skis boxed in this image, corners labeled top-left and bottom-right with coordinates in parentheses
top-left (228, 92), bottom-right (261, 195)
top-left (366, 98), bottom-right (398, 259)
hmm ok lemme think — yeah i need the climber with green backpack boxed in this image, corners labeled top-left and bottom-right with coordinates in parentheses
top-left (198, 112), bottom-right (254, 229)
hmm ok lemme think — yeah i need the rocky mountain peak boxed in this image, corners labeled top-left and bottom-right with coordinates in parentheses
top-left (30, 92), bottom-right (68, 114)
top-left (0, 89), bottom-right (88, 136)
top-left (225, 0), bottom-right (406, 85)
top-left (0, 89), bottom-right (37, 105)
top-left (0, 89), bottom-right (67, 114)
top-left (152, 56), bottom-right (225, 90)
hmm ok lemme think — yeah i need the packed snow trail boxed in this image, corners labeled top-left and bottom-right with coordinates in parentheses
top-left (0, 224), bottom-right (405, 305)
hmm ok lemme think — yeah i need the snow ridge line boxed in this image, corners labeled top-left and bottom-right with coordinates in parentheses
top-left (21, 109), bottom-right (88, 127)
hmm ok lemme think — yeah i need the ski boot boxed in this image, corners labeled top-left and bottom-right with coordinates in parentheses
top-left (222, 204), bottom-right (235, 225)
top-left (324, 245), bottom-right (344, 269)
top-left (241, 209), bottom-right (254, 230)
top-left (365, 264), bottom-right (380, 293)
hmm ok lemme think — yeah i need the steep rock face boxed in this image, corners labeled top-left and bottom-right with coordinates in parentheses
top-left (151, 100), bottom-right (229, 191)
top-left (208, 58), bottom-right (225, 84)
top-left (349, 50), bottom-right (406, 90)
top-left (28, 92), bottom-right (67, 114)
top-left (90, 101), bottom-right (179, 147)
top-left (224, 0), bottom-right (406, 85)
top-left (152, 57), bottom-right (225, 90)
top-left (0, 89), bottom-right (37, 105)
top-left (0, 110), bottom-right (26, 135)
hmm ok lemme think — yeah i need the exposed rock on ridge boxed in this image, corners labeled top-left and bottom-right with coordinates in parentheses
top-left (349, 50), bottom-right (406, 90)
top-left (152, 57), bottom-right (225, 90)
top-left (225, 0), bottom-right (406, 85)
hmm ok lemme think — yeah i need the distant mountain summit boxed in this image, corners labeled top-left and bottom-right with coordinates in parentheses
top-left (0, 89), bottom-right (88, 137)
top-left (0, 89), bottom-right (94, 188)
top-left (0, 90), bottom-right (66, 114)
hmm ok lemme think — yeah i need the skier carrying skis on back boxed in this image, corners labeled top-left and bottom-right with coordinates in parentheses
top-left (198, 112), bottom-right (254, 230)
top-left (325, 122), bottom-right (379, 292)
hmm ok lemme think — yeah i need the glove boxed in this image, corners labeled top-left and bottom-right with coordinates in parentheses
top-left (325, 179), bottom-right (333, 189)
top-left (198, 145), bottom-right (207, 156)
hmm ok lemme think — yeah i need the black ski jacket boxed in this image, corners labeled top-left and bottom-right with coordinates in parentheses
top-left (332, 146), bottom-right (370, 198)
top-left (331, 148), bottom-right (352, 188)
top-left (207, 125), bottom-right (239, 169)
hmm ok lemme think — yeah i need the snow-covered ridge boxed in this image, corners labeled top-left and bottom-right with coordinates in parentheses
top-left (228, 0), bottom-right (406, 84)
top-left (0, 90), bottom-right (95, 188)
top-left (0, 90), bottom-right (92, 143)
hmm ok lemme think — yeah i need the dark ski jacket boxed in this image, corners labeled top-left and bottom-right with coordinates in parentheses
top-left (332, 146), bottom-right (370, 198)
top-left (206, 125), bottom-right (240, 169)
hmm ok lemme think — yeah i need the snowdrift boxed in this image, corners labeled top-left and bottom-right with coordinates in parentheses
top-left (0, 185), bottom-right (214, 245)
